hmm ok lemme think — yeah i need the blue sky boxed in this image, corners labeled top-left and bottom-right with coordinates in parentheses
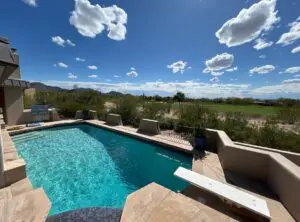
top-left (1, 0), bottom-right (300, 98)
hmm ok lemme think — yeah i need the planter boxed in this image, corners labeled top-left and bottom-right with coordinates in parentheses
top-left (194, 136), bottom-right (206, 151)
top-left (82, 110), bottom-right (89, 120)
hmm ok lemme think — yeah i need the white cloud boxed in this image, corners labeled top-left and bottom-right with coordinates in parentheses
top-left (87, 65), bottom-right (98, 70)
top-left (127, 71), bottom-right (138, 77)
top-left (253, 38), bottom-right (273, 50)
top-left (54, 62), bottom-right (68, 68)
top-left (22, 0), bottom-right (38, 7)
top-left (39, 80), bottom-right (250, 98)
top-left (113, 75), bottom-right (121, 78)
top-left (68, 73), bottom-right (77, 79)
top-left (295, 74), bottom-right (300, 78)
top-left (130, 67), bottom-right (136, 71)
top-left (259, 55), bottom-right (267, 59)
top-left (282, 79), bottom-right (300, 84)
top-left (249, 65), bottom-right (275, 74)
top-left (277, 17), bottom-right (300, 46)
top-left (36, 79), bottom-right (300, 98)
top-left (88, 74), bottom-right (98, 78)
top-left (280, 67), bottom-right (300, 74)
top-left (203, 53), bottom-right (234, 74)
top-left (76, 57), bottom-right (86, 62)
top-left (291, 46), bottom-right (300, 54)
top-left (52, 36), bottom-right (76, 47)
top-left (167, 61), bottom-right (187, 74)
top-left (216, 0), bottom-right (279, 47)
top-left (69, 0), bottom-right (128, 40)
top-left (187, 66), bottom-right (192, 70)
top-left (210, 77), bottom-right (220, 83)
top-left (226, 67), bottom-right (238, 72)
top-left (66, 39), bottom-right (76, 47)
top-left (52, 36), bottom-right (65, 47)
top-left (211, 71), bottom-right (224, 77)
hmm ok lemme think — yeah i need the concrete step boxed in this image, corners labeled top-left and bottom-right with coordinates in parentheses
top-left (0, 178), bottom-right (33, 201)
top-left (10, 178), bottom-right (33, 197)
top-left (0, 188), bottom-right (51, 222)
top-left (13, 133), bottom-right (44, 143)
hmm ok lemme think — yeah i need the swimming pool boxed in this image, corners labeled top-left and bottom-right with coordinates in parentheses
top-left (12, 124), bottom-right (192, 215)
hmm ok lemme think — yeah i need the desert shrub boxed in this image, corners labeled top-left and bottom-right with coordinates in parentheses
top-left (159, 118), bottom-right (176, 130)
top-left (142, 102), bottom-right (170, 120)
top-left (110, 96), bottom-right (140, 125)
top-left (57, 103), bottom-right (87, 118)
top-left (276, 107), bottom-right (300, 124)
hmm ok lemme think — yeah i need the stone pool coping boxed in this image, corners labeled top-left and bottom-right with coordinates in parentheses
top-left (8, 119), bottom-right (194, 154)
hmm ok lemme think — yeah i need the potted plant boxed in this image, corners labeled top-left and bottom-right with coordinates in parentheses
top-left (193, 124), bottom-right (207, 151)
top-left (82, 109), bottom-right (90, 120)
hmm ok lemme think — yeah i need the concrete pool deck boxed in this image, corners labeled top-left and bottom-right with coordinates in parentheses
top-left (3, 119), bottom-right (299, 221)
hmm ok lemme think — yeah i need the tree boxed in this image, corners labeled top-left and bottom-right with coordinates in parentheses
top-left (173, 92), bottom-right (185, 103)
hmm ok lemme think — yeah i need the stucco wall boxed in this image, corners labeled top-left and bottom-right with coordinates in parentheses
top-left (267, 154), bottom-right (300, 221)
top-left (205, 128), bottom-right (300, 220)
top-left (234, 142), bottom-right (300, 167)
top-left (4, 87), bottom-right (24, 125)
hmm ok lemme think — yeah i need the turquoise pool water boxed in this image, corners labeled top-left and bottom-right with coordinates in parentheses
top-left (13, 124), bottom-right (192, 215)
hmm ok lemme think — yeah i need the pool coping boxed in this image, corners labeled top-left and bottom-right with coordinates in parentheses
top-left (8, 120), bottom-right (194, 155)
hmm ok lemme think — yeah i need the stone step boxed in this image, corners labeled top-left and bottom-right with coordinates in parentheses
top-left (10, 178), bottom-right (33, 197)
top-left (0, 178), bottom-right (33, 201)
top-left (0, 188), bottom-right (51, 222)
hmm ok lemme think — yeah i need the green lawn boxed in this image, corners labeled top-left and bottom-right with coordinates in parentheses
top-left (172, 102), bottom-right (281, 117)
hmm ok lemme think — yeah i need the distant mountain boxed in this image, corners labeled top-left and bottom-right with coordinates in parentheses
top-left (29, 82), bottom-right (124, 96)
top-left (30, 82), bottom-right (66, 92)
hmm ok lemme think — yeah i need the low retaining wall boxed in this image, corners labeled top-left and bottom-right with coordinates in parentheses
top-left (138, 119), bottom-right (160, 135)
top-left (234, 141), bottom-right (300, 167)
top-left (106, 114), bottom-right (122, 126)
top-left (206, 128), bottom-right (300, 221)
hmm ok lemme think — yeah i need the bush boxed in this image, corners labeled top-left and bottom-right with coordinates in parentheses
top-left (110, 96), bottom-right (140, 125)
top-left (142, 102), bottom-right (170, 120)
top-left (276, 108), bottom-right (300, 124)
top-left (58, 103), bottom-right (86, 118)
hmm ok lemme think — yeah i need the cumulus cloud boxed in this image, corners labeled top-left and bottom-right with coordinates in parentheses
top-left (69, 0), bottom-right (128, 40)
top-left (127, 71), bottom-right (138, 77)
top-left (259, 55), bottom-right (267, 59)
top-left (282, 79), bottom-right (300, 84)
top-left (253, 38), bottom-right (273, 50)
top-left (203, 53), bottom-right (234, 74)
top-left (277, 17), bottom-right (300, 46)
top-left (249, 65), bottom-right (275, 74)
top-left (167, 61), bottom-right (187, 74)
top-left (210, 77), bottom-right (220, 83)
top-left (87, 65), bottom-right (98, 70)
top-left (216, 0), bottom-right (279, 47)
top-left (280, 67), bottom-right (300, 74)
top-left (39, 80), bottom-right (250, 98)
top-left (68, 73), bottom-right (77, 79)
top-left (52, 36), bottom-right (76, 47)
top-left (66, 39), bottom-right (76, 47)
top-left (226, 67), bottom-right (238, 72)
top-left (211, 72), bottom-right (224, 77)
top-left (54, 62), bottom-right (68, 68)
top-left (22, 0), bottom-right (38, 7)
top-left (76, 57), bottom-right (86, 62)
top-left (88, 74), bottom-right (98, 78)
top-left (291, 46), bottom-right (300, 54)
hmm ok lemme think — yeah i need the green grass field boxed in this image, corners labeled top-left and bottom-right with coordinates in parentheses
top-left (172, 102), bottom-right (281, 117)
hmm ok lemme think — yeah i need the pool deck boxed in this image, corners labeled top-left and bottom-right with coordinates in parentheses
top-left (4, 119), bottom-right (295, 221)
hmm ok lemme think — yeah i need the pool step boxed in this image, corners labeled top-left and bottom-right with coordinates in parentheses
top-left (13, 132), bottom-right (44, 143)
